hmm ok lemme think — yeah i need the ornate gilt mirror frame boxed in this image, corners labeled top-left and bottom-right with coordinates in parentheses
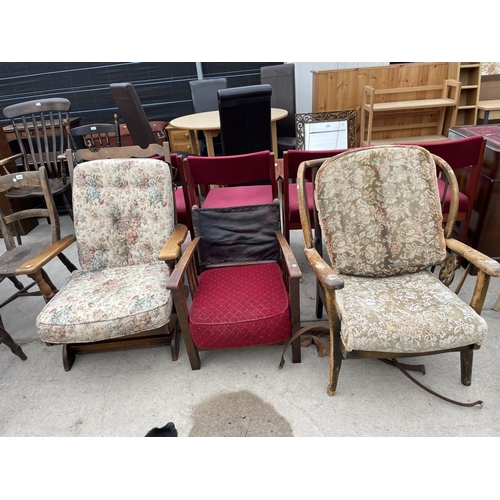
top-left (295, 110), bottom-right (356, 150)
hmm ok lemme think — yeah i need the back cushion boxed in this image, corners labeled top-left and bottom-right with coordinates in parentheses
top-left (315, 146), bottom-right (446, 277)
top-left (73, 158), bottom-right (174, 270)
top-left (193, 201), bottom-right (281, 266)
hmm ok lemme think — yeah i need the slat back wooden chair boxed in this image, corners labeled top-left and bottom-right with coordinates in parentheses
top-left (167, 200), bottom-right (302, 370)
top-left (284, 145), bottom-right (500, 405)
top-left (1, 98), bottom-right (74, 227)
top-left (65, 114), bottom-right (121, 151)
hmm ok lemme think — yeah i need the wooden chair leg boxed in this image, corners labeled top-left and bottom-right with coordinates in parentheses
top-left (460, 346), bottom-right (474, 386)
top-left (0, 326), bottom-right (27, 361)
top-left (62, 344), bottom-right (75, 371)
top-left (493, 293), bottom-right (500, 312)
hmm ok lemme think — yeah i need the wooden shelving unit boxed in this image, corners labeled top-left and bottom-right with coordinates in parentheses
top-left (448, 62), bottom-right (481, 126)
top-left (360, 79), bottom-right (461, 146)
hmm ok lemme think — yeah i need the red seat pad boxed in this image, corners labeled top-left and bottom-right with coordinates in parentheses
top-left (437, 178), bottom-right (469, 215)
top-left (288, 181), bottom-right (313, 224)
top-left (203, 185), bottom-right (273, 208)
top-left (189, 262), bottom-right (291, 349)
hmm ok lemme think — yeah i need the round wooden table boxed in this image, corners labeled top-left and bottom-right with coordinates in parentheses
top-left (169, 108), bottom-right (288, 157)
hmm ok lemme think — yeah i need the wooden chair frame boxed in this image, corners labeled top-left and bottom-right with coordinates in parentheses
top-left (296, 153), bottom-right (500, 396)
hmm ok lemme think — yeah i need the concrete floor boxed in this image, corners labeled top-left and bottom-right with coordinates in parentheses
top-left (1, 215), bottom-right (500, 438)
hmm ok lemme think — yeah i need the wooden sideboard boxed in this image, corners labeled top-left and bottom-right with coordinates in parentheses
top-left (448, 125), bottom-right (500, 264)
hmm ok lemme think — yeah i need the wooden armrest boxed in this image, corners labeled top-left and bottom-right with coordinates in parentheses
top-left (166, 237), bottom-right (200, 290)
top-left (446, 238), bottom-right (500, 278)
top-left (304, 247), bottom-right (344, 290)
top-left (276, 231), bottom-right (302, 279)
top-left (0, 153), bottom-right (23, 167)
top-left (15, 235), bottom-right (77, 275)
top-left (158, 224), bottom-right (188, 262)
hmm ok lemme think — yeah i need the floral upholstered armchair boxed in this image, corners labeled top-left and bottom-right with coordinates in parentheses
top-left (36, 158), bottom-right (188, 370)
top-left (291, 145), bottom-right (500, 404)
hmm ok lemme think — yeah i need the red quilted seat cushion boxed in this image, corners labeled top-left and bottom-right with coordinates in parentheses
top-left (189, 263), bottom-right (291, 349)
top-left (288, 181), bottom-right (313, 224)
top-left (203, 185), bottom-right (273, 209)
top-left (437, 178), bottom-right (469, 215)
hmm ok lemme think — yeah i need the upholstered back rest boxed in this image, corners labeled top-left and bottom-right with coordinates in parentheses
top-left (400, 135), bottom-right (486, 201)
top-left (315, 145), bottom-right (447, 277)
top-left (190, 78), bottom-right (227, 113)
top-left (260, 63), bottom-right (296, 137)
top-left (184, 150), bottom-right (275, 186)
top-left (218, 84), bottom-right (272, 156)
top-left (110, 83), bottom-right (156, 149)
top-left (73, 158), bottom-right (174, 270)
top-left (193, 200), bottom-right (281, 267)
top-left (284, 148), bottom-right (348, 180)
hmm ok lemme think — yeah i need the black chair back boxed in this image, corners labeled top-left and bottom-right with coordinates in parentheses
top-left (217, 84), bottom-right (272, 156)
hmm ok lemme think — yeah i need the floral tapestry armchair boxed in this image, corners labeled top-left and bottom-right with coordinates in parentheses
top-left (36, 158), bottom-right (187, 370)
top-left (287, 145), bottom-right (500, 405)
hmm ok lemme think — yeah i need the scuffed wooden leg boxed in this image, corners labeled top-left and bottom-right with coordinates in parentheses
top-left (494, 293), bottom-right (500, 312)
top-left (62, 344), bottom-right (75, 371)
top-left (0, 326), bottom-right (27, 361)
top-left (460, 347), bottom-right (474, 386)
top-left (168, 318), bottom-right (180, 362)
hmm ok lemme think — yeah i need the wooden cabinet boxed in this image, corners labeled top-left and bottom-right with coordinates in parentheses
top-left (166, 125), bottom-right (199, 155)
top-left (360, 80), bottom-right (461, 145)
top-left (448, 62), bottom-right (482, 126)
top-left (448, 125), bottom-right (500, 264)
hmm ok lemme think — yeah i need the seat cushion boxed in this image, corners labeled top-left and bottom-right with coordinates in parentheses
top-left (437, 178), bottom-right (469, 216)
top-left (288, 181), bottom-right (313, 224)
top-left (336, 271), bottom-right (487, 353)
top-left (203, 185), bottom-right (273, 209)
top-left (36, 261), bottom-right (172, 344)
top-left (189, 262), bottom-right (291, 349)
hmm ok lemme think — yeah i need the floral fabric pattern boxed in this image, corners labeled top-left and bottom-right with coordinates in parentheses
top-left (315, 146), bottom-right (446, 277)
top-left (37, 262), bottom-right (172, 343)
top-left (36, 159), bottom-right (175, 344)
top-left (336, 271), bottom-right (487, 353)
top-left (72, 158), bottom-right (174, 270)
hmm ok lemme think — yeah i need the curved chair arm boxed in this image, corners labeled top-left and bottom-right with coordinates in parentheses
top-left (304, 247), bottom-right (344, 291)
top-left (446, 238), bottom-right (500, 278)
top-left (158, 224), bottom-right (188, 262)
top-left (0, 153), bottom-right (23, 174)
top-left (15, 234), bottom-right (77, 275)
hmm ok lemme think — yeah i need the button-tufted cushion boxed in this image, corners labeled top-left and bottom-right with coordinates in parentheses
top-left (336, 271), bottom-right (487, 353)
top-left (189, 263), bottom-right (291, 349)
top-left (72, 158), bottom-right (175, 270)
top-left (315, 146), bottom-right (447, 277)
top-left (36, 158), bottom-right (175, 345)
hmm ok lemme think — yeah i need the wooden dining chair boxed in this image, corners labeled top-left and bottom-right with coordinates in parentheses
top-left (66, 114), bottom-right (121, 151)
top-left (217, 84), bottom-right (272, 156)
top-left (1, 98), bottom-right (74, 225)
top-left (179, 151), bottom-right (278, 238)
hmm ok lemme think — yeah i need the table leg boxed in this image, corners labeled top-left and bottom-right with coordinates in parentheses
top-left (203, 130), bottom-right (217, 157)
top-left (483, 111), bottom-right (490, 125)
